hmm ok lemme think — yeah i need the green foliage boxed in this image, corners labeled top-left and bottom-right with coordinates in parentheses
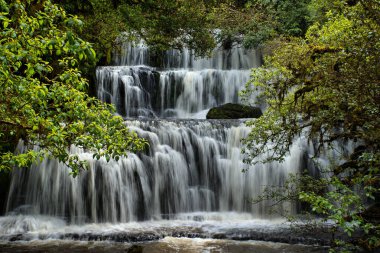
top-left (119, 0), bottom-right (216, 56)
top-left (242, 0), bottom-right (380, 251)
top-left (211, 0), bottom-right (311, 48)
top-left (52, 0), bottom-right (128, 65)
top-left (254, 165), bottom-right (380, 251)
top-left (250, 0), bottom-right (311, 37)
top-left (54, 0), bottom-right (313, 62)
top-left (0, 0), bottom-right (147, 176)
top-left (54, 0), bottom-right (217, 64)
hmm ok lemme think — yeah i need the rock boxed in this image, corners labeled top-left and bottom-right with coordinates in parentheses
top-left (206, 103), bottom-right (262, 119)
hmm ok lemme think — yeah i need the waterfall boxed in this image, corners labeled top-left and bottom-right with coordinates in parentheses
top-left (4, 41), bottom-right (306, 227)
top-left (96, 66), bottom-right (254, 118)
top-left (97, 42), bottom-right (263, 118)
top-left (6, 120), bottom-right (307, 224)
top-left (113, 41), bottom-right (261, 70)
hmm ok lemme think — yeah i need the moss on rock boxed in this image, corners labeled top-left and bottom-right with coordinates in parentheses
top-left (206, 103), bottom-right (263, 119)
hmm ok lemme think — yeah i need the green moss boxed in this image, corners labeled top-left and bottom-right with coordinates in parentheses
top-left (206, 103), bottom-right (262, 119)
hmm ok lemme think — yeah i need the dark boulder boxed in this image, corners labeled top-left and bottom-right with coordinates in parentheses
top-left (206, 103), bottom-right (262, 119)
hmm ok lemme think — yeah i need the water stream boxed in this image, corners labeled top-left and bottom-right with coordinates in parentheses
top-left (0, 42), bottom-right (329, 252)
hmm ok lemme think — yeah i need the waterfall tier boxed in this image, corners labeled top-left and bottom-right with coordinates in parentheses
top-left (113, 41), bottom-right (261, 70)
top-left (96, 66), bottom-right (257, 118)
top-left (97, 42), bottom-right (263, 118)
top-left (6, 120), bottom-right (307, 224)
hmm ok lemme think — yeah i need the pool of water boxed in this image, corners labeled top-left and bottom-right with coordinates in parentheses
top-left (0, 213), bottom-right (331, 252)
top-left (0, 238), bottom-right (328, 253)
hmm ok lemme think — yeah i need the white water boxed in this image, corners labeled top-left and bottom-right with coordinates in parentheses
top-left (6, 120), bottom-right (307, 224)
top-left (97, 41), bottom-right (263, 119)
top-left (1, 41), bottom-right (322, 249)
top-left (113, 41), bottom-right (261, 70)
top-left (0, 212), bottom-right (285, 238)
top-left (96, 67), bottom-right (257, 118)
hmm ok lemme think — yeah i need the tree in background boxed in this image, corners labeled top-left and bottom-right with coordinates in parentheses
top-left (0, 0), bottom-right (147, 176)
top-left (119, 0), bottom-right (216, 56)
top-left (54, 0), bottom-right (217, 65)
top-left (210, 0), bottom-right (311, 48)
top-left (241, 0), bottom-right (380, 251)
top-left (53, 0), bottom-right (314, 67)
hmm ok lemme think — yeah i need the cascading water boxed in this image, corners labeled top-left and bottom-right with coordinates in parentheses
top-left (0, 41), bottom-right (328, 251)
top-left (113, 40), bottom-right (261, 70)
top-left (97, 42), bottom-right (262, 118)
top-left (6, 120), bottom-right (306, 224)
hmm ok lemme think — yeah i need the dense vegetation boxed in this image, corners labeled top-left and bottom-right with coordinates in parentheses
top-left (0, 0), bottom-right (146, 176)
top-left (53, 0), bottom-right (314, 64)
top-left (0, 0), bottom-right (378, 251)
top-left (242, 0), bottom-right (380, 251)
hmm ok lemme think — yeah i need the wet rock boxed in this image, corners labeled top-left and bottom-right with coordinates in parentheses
top-left (206, 103), bottom-right (262, 119)
top-left (107, 232), bottom-right (162, 243)
top-left (171, 231), bottom-right (205, 239)
top-left (9, 234), bottom-right (23, 242)
top-left (212, 233), bottom-right (227, 239)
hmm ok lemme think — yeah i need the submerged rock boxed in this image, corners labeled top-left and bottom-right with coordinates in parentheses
top-left (206, 103), bottom-right (262, 119)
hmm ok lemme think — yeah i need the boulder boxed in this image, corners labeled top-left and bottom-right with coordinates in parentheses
top-left (206, 103), bottom-right (262, 119)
